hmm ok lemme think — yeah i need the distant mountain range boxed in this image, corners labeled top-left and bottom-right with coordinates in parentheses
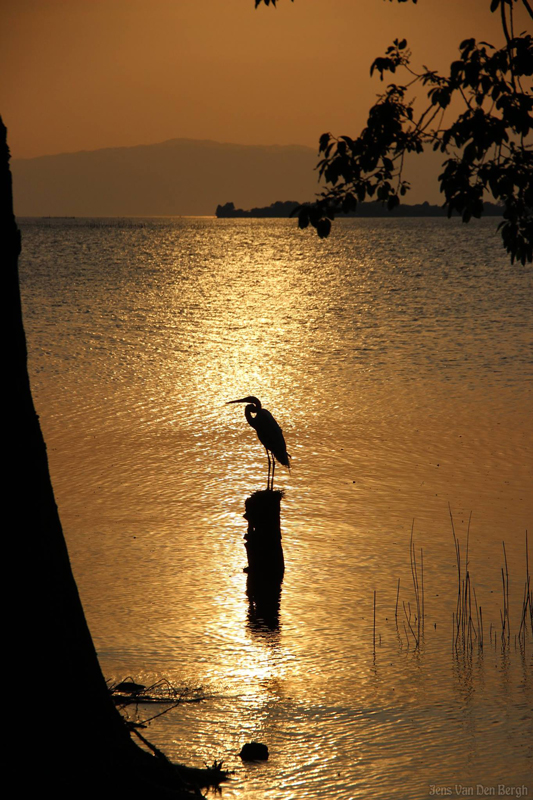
top-left (12, 138), bottom-right (321, 217)
top-left (12, 137), bottom-right (499, 219)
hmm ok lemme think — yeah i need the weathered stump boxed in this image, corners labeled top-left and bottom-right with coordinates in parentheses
top-left (243, 489), bottom-right (285, 579)
top-left (243, 489), bottom-right (284, 629)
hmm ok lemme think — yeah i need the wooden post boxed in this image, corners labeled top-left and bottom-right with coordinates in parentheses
top-left (243, 489), bottom-right (285, 579)
top-left (243, 489), bottom-right (285, 629)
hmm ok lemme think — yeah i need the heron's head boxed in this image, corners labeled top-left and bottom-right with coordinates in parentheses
top-left (226, 396), bottom-right (262, 409)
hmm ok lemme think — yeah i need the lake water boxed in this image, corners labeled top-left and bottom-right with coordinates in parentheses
top-left (19, 217), bottom-right (532, 799)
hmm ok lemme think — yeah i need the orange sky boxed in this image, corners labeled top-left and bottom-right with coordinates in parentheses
top-left (1, 0), bottom-right (528, 160)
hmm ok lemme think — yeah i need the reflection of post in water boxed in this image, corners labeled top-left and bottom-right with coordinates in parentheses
top-left (243, 489), bottom-right (284, 630)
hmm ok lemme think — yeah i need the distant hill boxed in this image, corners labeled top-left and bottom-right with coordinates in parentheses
top-left (11, 138), bottom-right (321, 217)
top-left (216, 199), bottom-right (504, 218)
top-left (12, 137), bottom-right (497, 218)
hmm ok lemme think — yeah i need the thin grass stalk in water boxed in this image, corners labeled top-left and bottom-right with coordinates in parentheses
top-left (420, 547), bottom-right (425, 637)
top-left (503, 541), bottom-right (510, 646)
top-left (449, 507), bottom-right (485, 656)
top-left (449, 505), bottom-right (462, 647)
top-left (500, 543), bottom-right (511, 648)
top-left (529, 531), bottom-right (533, 635)
top-left (395, 578), bottom-right (401, 627)
top-left (373, 590), bottom-right (376, 656)
top-left (409, 523), bottom-right (423, 645)
top-left (403, 599), bottom-right (419, 648)
top-left (518, 531), bottom-right (532, 644)
top-left (473, 586), bottom-right (483, 650)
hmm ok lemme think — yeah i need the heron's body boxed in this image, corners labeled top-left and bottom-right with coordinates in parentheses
top-left (227, 396), bottom-right (290, 489)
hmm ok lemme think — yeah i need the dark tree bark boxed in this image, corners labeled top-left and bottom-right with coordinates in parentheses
top-left (2, 117), bottom-right (196, 798)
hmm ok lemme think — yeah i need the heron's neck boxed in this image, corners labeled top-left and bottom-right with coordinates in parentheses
top-left (245, 405), bottom-right (259, 428)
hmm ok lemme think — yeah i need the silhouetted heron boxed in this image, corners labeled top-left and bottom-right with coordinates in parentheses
top-left (227, 396), bottom-right (290, 490)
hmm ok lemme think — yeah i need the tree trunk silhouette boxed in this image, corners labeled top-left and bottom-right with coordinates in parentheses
top-left (3, 118), bottom-right (197, 799)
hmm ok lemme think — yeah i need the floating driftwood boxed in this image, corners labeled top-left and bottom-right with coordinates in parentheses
top-left (109, 677), bottom-right (204, 707)
top-left (131, 728), bottom-right (231, 792)
top-left (109, 678), bottom-right (231, 791)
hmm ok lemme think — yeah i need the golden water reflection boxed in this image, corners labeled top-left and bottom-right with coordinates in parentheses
top-left (19, 217), bottom-right (533, 799)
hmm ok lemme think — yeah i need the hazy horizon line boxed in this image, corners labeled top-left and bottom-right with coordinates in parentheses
top-left (12, 136), bottom-right (320, 162)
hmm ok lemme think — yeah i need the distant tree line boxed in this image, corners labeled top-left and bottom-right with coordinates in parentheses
top-left (215, 199), bottom-right (504, 218)
top-left (216, 200), bottom-right (299, 217)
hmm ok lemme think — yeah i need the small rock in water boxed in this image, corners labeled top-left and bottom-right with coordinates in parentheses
top-left (239, 742), bottom-right (269, 761)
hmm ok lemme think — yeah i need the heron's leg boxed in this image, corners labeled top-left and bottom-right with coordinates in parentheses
top-left (271, 458), bottom-right (276, 491)
top-left (265, 447), bottom-right (271, 490)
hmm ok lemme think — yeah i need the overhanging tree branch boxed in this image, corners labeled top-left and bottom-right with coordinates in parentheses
top-left (256, 0), bottom-right (533, 264)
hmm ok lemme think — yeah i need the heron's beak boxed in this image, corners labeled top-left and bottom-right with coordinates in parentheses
top-left (226, 397), bottom-right (249, 404)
